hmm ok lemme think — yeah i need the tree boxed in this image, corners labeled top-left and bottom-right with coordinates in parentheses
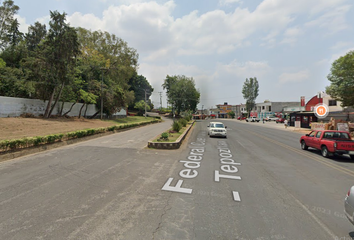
top-left (41, 11), bottom-right (80, 118)
top-left (134, 100), bottom-right (151, 115)
top-left (128, 73), bottom-right (153, 110)
top-left (228, 111), bottom-right (235, 119)
top-left (75, 27), bottom-right (138, 117)
top-left (326, 50), bottom-right (354, 108)
top-left (0, 0), bottom-right (19, 50)
top-left (242, 77), bottom-right (259, 116)
top-left (25, 22), bottom-right (47, 52)
top-left (162, 75), bottom-right (200, 115)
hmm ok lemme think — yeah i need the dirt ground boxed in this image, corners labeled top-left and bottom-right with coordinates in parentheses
top-left (0, 117), bottom-right (119, 141)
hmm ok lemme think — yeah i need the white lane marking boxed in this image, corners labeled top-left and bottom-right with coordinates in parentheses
top-left (292, 194), bottom-right (337, 239)
top-left (233, 191), bottom-right (241, 202)
top-left (236, 140), bottom-right (247, 149)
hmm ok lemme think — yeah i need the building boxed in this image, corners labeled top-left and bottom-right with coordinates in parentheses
top-left (216, 102), bottom-right (233, 118)
top-left (255, 101), bottom-right (301, 119)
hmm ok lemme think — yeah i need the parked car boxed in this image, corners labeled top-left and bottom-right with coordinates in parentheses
top-left (207, 122), bottom-right (227, 138)
top-left (265, 116), bottom-right (279, 121)
top-left (300, 130), bottom-right (354, 159)
top-left (345, 186), bottom-right (354, 225)
top-left (246, 117), bottom-right (260, 122)
top-left (276, 118), bottom-right (285, 123)
top-left (237, 116), bottom-right (246, 120)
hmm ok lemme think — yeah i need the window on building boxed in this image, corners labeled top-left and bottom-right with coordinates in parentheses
top-left (329, 100), bottom-right (337, 106)
top-left (268, 106), bottom-right (271, 111)
top-left (262, 106), bottom-right (265, 110)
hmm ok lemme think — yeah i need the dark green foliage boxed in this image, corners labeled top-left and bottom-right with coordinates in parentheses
top-left (161, 132), bottom-right (169, 140)
top-left (172, 121), bottom-right (182, 132)
top-left (162, 75), bottom-right (200, 115)
top-left (179, 118), bottom-right (187, 127)
top-left (326, 50), bottom-right (354, 108)
top-left (242, 77), bottom-right (259, 116)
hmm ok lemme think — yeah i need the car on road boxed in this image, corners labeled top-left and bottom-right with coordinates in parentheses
top-left (345, 186), bottom-right (354, 225)
top-left (276, 118), bottom-right (285, 123)
top-left (207, 122), bottom-right (227, 138)
top-left (246, 117), bottom-right (260, 122)
top-left (300, 130), bottom-right (354, 159)
top-left (265, 116), bottom-right (279, 121)
top-left (237, 116), bottom-right (246, 120)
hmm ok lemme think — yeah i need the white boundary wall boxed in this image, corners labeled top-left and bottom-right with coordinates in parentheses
top-left (0, 96), bottom-right (126, 118)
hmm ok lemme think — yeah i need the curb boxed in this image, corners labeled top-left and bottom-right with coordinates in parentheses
top-left (147, 121), bottom-right (195, 149)
top-left (0, 121), bottom-right (161, 162)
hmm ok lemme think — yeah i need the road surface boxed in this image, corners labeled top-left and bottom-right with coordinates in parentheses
top-left (0, 118), bottom-right (354, 240)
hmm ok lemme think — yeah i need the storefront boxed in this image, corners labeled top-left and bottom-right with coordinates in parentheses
top-left (289, 112), bottom-right (317, 128)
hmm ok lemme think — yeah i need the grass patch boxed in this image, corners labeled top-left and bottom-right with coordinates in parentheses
top-left (0, 116), bottom-right (161, 153)
top-left (104, 116), bottom-right (158, 125)
top-left (151, 122), bottom-right (191, 143)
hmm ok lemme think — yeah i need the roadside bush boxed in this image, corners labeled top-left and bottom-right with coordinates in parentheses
top-left (179, 119), bottom-right (187, 127)
top-left (184, 115), bottom-right (191, 122)
top-left (161, 132), bottom-right (169, 140)
top-left (172, 121), bottom-right (182, 132)
top-left (33, 136), bottom-right (44, 146)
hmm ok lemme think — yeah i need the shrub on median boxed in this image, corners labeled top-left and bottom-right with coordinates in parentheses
top-left (172, 121), bottom-right (182, 132)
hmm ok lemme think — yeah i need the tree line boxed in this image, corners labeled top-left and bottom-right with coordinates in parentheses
top-left (0, 0), bottom-right (156, 118)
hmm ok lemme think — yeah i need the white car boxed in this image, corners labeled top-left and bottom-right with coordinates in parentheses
top-left (207, 122), bottom-right (227, 138)
top-left (265, 116), bottom-right (279, 121)
top-left (246, 117), bottom-right (260, 122)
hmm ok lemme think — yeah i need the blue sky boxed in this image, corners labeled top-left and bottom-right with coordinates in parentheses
top-left (13, 0), bottom-right (354, 109)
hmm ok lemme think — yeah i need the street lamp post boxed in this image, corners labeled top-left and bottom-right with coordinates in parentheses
top-left (100, 69), bottom-right (104, 120)
top-left (202, 105), bottom-right (204, 119)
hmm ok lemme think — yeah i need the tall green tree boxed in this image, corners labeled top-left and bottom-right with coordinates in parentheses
top-left (41, 11), bottom-right (80, 118)
top-left (25, 22), bottom-right (47, 52)
top-left (0, 0), bottom-right (19, 50)
top-left (128, 73), bottom-right (153, 110)
top-left (162, 75), bottom-right (200, 115)
top-left (242, 77), bottom-right (259, 116)
top-left (76, 27), bottom-right (138, 117)
top-left (326, 50), bottom-right (354, 108)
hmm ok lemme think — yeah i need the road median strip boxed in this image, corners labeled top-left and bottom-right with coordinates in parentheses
top-left (147, 120), bottom-right (195, 149)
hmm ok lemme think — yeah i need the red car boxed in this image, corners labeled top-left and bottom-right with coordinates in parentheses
top-left (237, 116), bottom-right (246, 120)
top-left (276, 118), bottom-right (285, 123)
top-left (300, 130), bottom-right (354, 159)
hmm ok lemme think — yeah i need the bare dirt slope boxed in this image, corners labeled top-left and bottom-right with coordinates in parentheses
top-left (0, 117), bottom-right (117, 141)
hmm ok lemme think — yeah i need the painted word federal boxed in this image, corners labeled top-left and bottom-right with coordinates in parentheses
top-left (161, 133), bottom-right (206, 194)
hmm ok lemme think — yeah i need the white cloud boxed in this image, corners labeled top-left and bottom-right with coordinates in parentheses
top-left (331, 41), bottom-right (354, 50)
top-left (15, 15), bottom-right (29, 34)
top-left (67, 12), bottom-right (104, 31)
top-left (280, 26), bottom-right (303, 45)
top-left (60, 0), bottom-right (353, 59)
top-left (279, 70), bottom-right (310, 84)
top-left (216, 60), bottom-right (271, 79)
top-left (218, 0), bottom-right (241, 6)
top-left (305, 5), bottom-right (351, 34)
top-left (315, 58), bottom-right (329, 66)
top-left (330, 47), bottom-right (354, 63)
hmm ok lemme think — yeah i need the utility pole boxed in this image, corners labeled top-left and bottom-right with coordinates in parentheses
top-left (100, 69), bottom-right (104, 120)
top-left (202, 105), bottom-right (204, 120)
top-left (159, 92), bottom-right (162, 112)
top-left (144, 89), bottom-right (147, 118)
top-left (144, 89), bottom-right (150, 118)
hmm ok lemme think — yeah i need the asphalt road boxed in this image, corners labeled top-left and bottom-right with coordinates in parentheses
top-left (1, 118), bottom-right (354, 240)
